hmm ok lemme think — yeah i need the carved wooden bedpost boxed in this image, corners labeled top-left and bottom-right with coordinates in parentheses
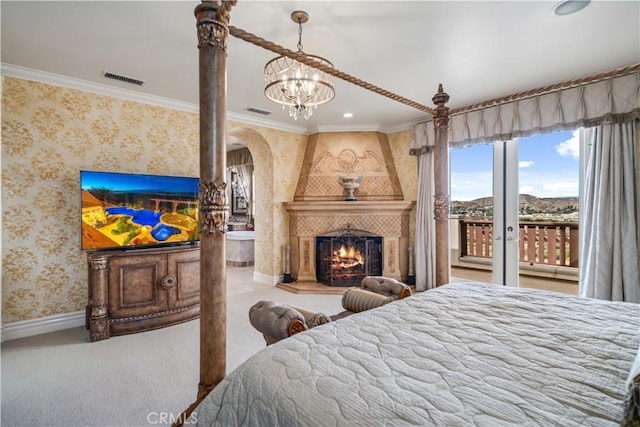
top-left (432, 84), bottom-right (451, 286)
top-left (194, 0), bottom-right (232, 398)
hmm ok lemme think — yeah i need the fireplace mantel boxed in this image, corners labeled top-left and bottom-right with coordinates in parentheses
top-left (283, 200), bottom-right (415, 213)
top-left (284, 200), bottom-right (415, 283)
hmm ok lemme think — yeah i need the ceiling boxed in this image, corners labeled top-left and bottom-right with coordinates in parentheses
top-left (2, 1), bottom-right (639, 135)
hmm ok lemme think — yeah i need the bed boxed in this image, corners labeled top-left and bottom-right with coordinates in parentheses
top-left (193, 282), bottom-right (640, 426)
top-left (184, 3), bottom-right (640, 426)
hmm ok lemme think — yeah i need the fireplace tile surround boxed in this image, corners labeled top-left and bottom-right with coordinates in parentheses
top-left (284, 200), bottom-right (415, 283)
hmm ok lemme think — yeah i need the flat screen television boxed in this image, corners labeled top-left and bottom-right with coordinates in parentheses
top-left (80, 170), bottom-right (200, 251)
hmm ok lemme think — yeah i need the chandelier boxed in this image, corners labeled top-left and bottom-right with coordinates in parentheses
top-left (264, 11), bottom-right (335, 120)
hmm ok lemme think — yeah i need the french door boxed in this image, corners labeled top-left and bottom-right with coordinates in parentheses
top-left (451, 131), bottom-right (581, 289)
top-left (492, 140), bottom-right (519, 286)
top-left (449, 140), bottom-right (518, 286)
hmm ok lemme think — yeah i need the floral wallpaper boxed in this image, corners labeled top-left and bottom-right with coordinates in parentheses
top-left (1, 77), bottom-right (198, 323)
top-left (388, 129), bottom-right (418, 246)
top-left (1, 76), bottom-right (416, 325)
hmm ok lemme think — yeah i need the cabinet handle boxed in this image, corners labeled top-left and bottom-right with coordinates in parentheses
top-left (161, 274), bottom-right (177, 290)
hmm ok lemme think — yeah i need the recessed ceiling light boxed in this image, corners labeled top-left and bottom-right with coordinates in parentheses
top-left (343, 113), bottom-right (354, 118)
top-left (553, 0), bottom-right (590, 16)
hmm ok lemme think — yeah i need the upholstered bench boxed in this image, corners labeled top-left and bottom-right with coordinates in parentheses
top-left (248, 300), bottom-right (319, 345)
top-left (249, 276), bottom-right (412, 345)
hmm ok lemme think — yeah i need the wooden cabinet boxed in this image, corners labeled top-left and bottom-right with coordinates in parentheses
top-left (86, 246), bottom-right (200, 342)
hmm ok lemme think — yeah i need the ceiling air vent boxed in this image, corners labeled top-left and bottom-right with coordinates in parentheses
top-left (102, 71), bottom-right (145, 86)
top-left (245, 107), bottom-right (271, 116)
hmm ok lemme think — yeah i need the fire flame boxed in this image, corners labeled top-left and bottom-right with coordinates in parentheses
top-left (333, 244), bottom-right (364, 269)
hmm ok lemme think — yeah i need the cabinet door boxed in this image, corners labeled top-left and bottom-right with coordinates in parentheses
top-left (167, 249), bottom-right (200, 310)
top-left (108, 253), bottom-right (168, 319)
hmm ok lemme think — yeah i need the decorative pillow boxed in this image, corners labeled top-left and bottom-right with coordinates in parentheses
top-left (622, 345), bottom-right (640, 427)
top-left (307, 312), bottom-right (332, 328)
top-left (249, 300), bottom-right (306, 342)
top-left (291, 305), bottom-right (331, 328)
top-left (342, 287), bottom-right (393, 313)
top-left (361, 276), bottom-right (411, 299)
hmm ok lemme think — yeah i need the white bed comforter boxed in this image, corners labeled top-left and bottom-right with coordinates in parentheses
top-left (195, 282), bottom-right (640, 426)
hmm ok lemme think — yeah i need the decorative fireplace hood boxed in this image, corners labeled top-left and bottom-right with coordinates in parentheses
top-left (293, 132), bottom-right (404, 202)
top-left (284, 131), bottom-right (415, 283)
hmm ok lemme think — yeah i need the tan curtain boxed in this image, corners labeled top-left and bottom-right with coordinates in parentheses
top-left (637, 120), bottom-right (640, 282)
top-left (579, 121), bottom-right (639, 302)
top-left (411, 122), bottom-right (436, 291)
top-left (227, 147), bottom-right (253, 167)
top-left (409, 70), bottom-right (639, 291)
top-left (234, 164), bottom-right (253, 222)
top-left (449, 72), bottom-right (640, 147)
top-left (227, 147), bottom-right (254, 222)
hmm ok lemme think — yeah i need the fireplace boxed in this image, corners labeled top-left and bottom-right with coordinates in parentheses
top-left (282, 131), bottom-right (415, 285)
top-left (284, 200), bottom-right (414, 284)
top-left (316, 229), bottom-right (382, 286)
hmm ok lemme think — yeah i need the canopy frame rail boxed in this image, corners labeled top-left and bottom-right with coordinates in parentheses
top-left (228, 25), bottom-right (437, 117)
top-left (451, 63), bottom-right (640, 116)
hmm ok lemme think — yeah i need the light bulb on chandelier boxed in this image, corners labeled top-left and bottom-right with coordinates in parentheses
top-left (264, 11), bottom-right (335, 120)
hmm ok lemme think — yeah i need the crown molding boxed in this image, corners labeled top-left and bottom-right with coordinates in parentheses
top-left (314, 123), bottom-right (385, 133)
top-left (313, 120), bottom-right (416, 134)
top-left (226, 110), bottom-right (308, 135)
top-left (384, 119), bottom-right (423, 133)
top-left (1, 63), bottom-right (200, 113)
top-left (0, 63), bottom-right (310, 135)
top-left (1, 63), bottom-right (416, 135)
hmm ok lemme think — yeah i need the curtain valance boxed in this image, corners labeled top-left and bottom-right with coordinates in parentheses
top-left (226, 147), bottom-right (253, 167)
top-left (410, 121), bottom-right (435, 154)
top-left (449, 72), bottom-right (640, 147)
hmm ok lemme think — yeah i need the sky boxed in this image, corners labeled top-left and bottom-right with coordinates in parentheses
top-left (450, 130), bottom-right (580, 201)
top-left (81, 171), bottom-right (199, 194)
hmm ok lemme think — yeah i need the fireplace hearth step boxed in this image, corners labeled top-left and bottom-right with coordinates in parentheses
top-left (276, 281), bottom-right (348, 295)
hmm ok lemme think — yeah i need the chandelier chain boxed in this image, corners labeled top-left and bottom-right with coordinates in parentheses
top-left (296, 18), bottom-right (304, 52)
top-left (230, 25), bottom-right (437, 116)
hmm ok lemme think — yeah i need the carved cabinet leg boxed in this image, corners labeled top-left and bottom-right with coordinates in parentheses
top-left (88, 254), bottom-right (110, 342)
top-left (89, 306), bottom-right (109, 342)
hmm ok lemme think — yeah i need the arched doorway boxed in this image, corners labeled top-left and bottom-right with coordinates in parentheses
top-left (227, 127), bottom-right (277, 281)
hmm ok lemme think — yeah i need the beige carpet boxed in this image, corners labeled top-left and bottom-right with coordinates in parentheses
top-left (1, 266), bottom-right (344, 427)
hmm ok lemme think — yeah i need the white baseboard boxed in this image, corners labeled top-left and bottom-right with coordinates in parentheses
top-left (1, 272), bottom-right (283, 341)
top-left (2, 310), bottom-right (85, 342)
top-left (253, 271), bottom-right (283, 286)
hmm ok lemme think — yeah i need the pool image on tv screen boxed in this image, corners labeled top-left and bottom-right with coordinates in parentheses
top-left (80, 171), bottom-right (200, 251)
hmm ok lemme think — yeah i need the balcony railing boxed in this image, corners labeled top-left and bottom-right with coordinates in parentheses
top-left (459, 218), bottom-right (579, 267)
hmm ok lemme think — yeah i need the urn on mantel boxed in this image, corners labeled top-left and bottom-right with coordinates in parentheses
top-left (338, 176), bottom-right (362, 201)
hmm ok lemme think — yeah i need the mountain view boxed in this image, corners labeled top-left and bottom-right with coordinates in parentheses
top-left (451, 194), bottom-right (579, 222)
